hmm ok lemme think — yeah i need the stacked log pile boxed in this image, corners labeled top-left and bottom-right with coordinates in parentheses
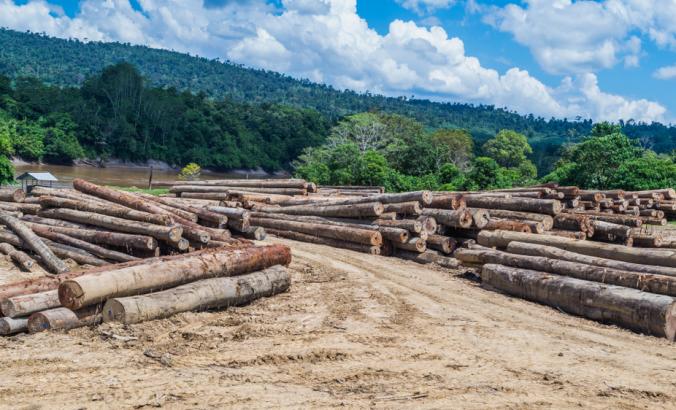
top-left (0, 181), bottom-right (294, 336)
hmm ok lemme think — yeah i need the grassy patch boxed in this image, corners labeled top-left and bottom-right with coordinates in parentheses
top-left (107, 186), bottom-right (170, 196)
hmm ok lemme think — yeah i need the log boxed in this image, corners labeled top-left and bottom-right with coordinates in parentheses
top-left (484, 219), bottom-right (531, 233)
top-left (543, 230), bottom-right (587, 240)
top-left (0, 212), bottom-right (68, 274)
top-left (554, 214), bottom-right (591, 232)
top-left (421, 209), bottom-right (472, 229)
top-left (472, 209), bottom-right (553, 230)
top-left (241, 226), bottom-right (266, 241)
top-left (251, 217), bottom-right (381, 246)
top-left (480, 264), bottom-right (676, 341)
top-left (137, 198), bottom-right (198, 222)
top-left (73, 179), bottom-right (170, 216)
top-left (205, 206), bottom-right (250, 224)
top-left (171, 185), bottom-right (306, 196)
top-left (0, 188), bottom-right (25, 202)
top-left (38, 196), bottom-right (173, 226)
top-left (395, 249), bottom-right (460, 268)
top-left (478, 230), bottom-right (676, 267)
top-left (21, 214), bottom-right (88, 229)
top-left (268, 229), bottom-right (380, 255)
top-left (45, 240), bottom-right (109, 267)
top-left (164, 179), bottom-right (308, 188)
top-left (373, 219), bottom-right (422, 234)
top-left (0, 317), bottom-right (28, 335)
top-left (426, 234), bottom-right (456, 254)
top-left (58, 245), bottom-right (292, 309)
top-left (141, 194), bottom-right (227, 226)
top-left (428, 193), bottom-right (465, 210)
top-left (391, 237), bottom-right (426, 253)
top-left (562, 210), bottom-right (643, 227)
top-left (466, 208), bottom-right (490, 229)
top-left (592, 221), bottom-right (631, 240)
top-left (457, 248), bottom-right (676, 297)
top-left (39, 208), bottom-right (182, 242)
top-left (383, 201), bottom-right (422, 215)
top-left (1, 290), bottom-right (60, 318)
top-left (286, 191), bottom-right (433, 207)
top-left (0, 202), bottom-right (41, 214)
top-left (257, 202), bottom-right (384, 218)
top-left (30, 224), bottom-right (139, 263)
top-left (631, 233), bottom-right (664, 248)
top-left (103, 265), bottom-right (290, 324)
top-left (0, 242), bottom-right (35, 271)
top-left (181, 192), bottom-right (231, 200)
top-left (464, 196), bottom-right (562, 215)
top-left (22, 223), bottom-right (157, 251)
top-left (506, 241), bottom-right (676, 277)
top-left (27, 306), bottom-right (102, 333)
top-left (417, 216), bottom-right (437, 235)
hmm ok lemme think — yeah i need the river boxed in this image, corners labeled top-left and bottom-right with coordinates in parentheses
top-left (13, 164), bottom-right (263, 187)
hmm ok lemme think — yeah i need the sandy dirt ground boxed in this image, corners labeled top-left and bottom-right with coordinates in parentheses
top-left (0, 237), bottom-right (675, 409)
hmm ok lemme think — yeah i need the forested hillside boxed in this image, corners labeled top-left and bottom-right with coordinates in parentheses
top-left (0, 28), bottom-right (674, 173)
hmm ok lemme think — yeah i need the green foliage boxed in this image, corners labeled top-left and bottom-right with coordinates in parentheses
top-left (482, 130), bottom-right (533, 168)
top-left (430, 129), bottom-right (474, 170)
top-left (0, 155), bottom-right (13, 185)
top-left (179, 163), bottom-right (202, 180)
top-left (609, 153), bottom-right (676, 190)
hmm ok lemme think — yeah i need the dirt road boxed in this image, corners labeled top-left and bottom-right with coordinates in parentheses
top-left (0, 238), bottom-right (675, 409)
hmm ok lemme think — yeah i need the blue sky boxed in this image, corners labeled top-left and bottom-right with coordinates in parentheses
top-left (2, 0), bottom-right (676, 123)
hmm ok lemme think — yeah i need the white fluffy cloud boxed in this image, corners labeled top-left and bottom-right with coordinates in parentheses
top-left (487, 0), bottom-right (676, 75)
top-left (654, 64), bottom-right (676, 80)
top-left (0, 0), bottom-right (667, 122)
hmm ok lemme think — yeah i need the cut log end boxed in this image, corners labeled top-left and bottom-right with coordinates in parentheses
top-left (58, 280), bottom-right (85, 310)
top-left (102, 299), bottom-right (125, 323)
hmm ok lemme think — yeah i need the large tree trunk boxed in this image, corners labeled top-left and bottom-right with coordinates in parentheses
top-left (421, 209), bottom-right (473, 229)
top-left (480, 264), bottom-right (676, 341)
top-left (1, 289), bottom-right (60, 318)
top-left (505, 241), bottom-right (676, 277)
top-left (38, 196), bottom-right (173, 226)
top-left (464, 196), bottom-right (562, 215)
top-left (484, 219), bottom-right (532, 233)
top-left (256, 202), bottom-right (384, 218)
top-left (428, 193), bottom-right (465, 210)
top-left (268, 229), bottom-right (380, 254)
top-left (478, 230), bottom-right (676, 267)
top-left (44, 240), bottom-right (109, 266)
top-left (22, 223), bottom-right (157, 251)
top-left (0, 202), bottom-right (40, 215)
top-left (426, 234), bottom-right (456, 254)
top-left (466, 208), bottom-right (490, 229)
top-left (0, 242), bottom-right (35, 271)
top-left (39, 208), bottom-right (182, 242)
top-left (30, 224), bottom-right (139, 263)
top-left (372, 219), bottom-right (422, 233)
top-left (58, 244), bottom-right (292, 310)
top-left (21, 214), bottom-right (88, 229)
top-left (250, 217), bottom-right (382, 246)
top-left (391, 237), bottom-right (426, 253)
top-left (0, 188), bottom-right (26, 202)
top-left (103, 265), bottom-right (290, 324)
top-left (27, 305), bottom-right (102, 333)
top-left (457, 247), bottom-right (676, 297)
top-left (382, 201), bottom-right (422, 215)
top-left (0, 212), bottom-right (68, 274)
top-left (0, 317), bottom-right (28, 335)
top-left (141, 194), bottom-right (227, 226)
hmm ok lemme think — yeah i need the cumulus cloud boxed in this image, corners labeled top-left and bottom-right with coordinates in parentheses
top-left (0, 0), bottom-right (667, 122)
top-left (654, 65), bottom-right (676, 80)
top-left (487, 0), bottom-right (676, 75)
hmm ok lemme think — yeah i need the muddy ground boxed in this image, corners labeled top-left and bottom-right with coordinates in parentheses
top-left (0, 237), bottom-right (674, 409)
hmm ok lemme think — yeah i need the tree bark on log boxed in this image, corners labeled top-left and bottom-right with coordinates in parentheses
top-left (426, 234), bottom-right (456, 254)
top-left (382, 201), bottom-right (422, 215)
top-left (23, 223), bottom-right (157, 251)
top-left (0, 212), bottom-right (68, 274)
top-left (267, 229), bottom-right (380, 255)
top-left (27, 305), bottom-right (102, 333)
top-left (428, 193), bottom-right (465, 210)
top-left (484, 219), bottom-right (532, 233)
top-left (562, 211), bottom-right (643, 227)
top-left (39, 196), bottom-right (173, 226)
top-left (1, 289), bottom-right (60, 318)
top-left (0, 188), bottom-right (25, 202)
top-left (464, 196), bottom-right (562, 215)
top-left (421, 209), bottom-right (472, 229)
top-left (39, 208), bottom-right (182, 243)
top-left (21, 214), bottom-right (88, 229)
top-left (395, 249), bottom-right (460, 268)
top-left (171, 185), bottom-right (307, 196)
top-left (478, 230), bottom-right (676, 267)
top-left (391, 237), bottom-right (426, 253)
top-left (506, 241), bottom-right (676, 277)
top-left (250, 217), bottom-right (382, 246)
top-left (457, 248), bottom-right (676, 297)
top-left (256, 202), bottom-right (384, 218)
top-left (480, 264), bottom-right (676, 341)
top-left (141, 194), bottom-right (227, 226)
top-left (0, 317), bottom-right (27, 335)
top-left (471, 210), bottom-right (551, 231)
top-left (29, 225), bottom-right (138, 263)
top-left (592, 221), bottom-right (631, 240)
top-left (44, 240), bottom-right (109, 266)
top-left (58, 244), bottom-right (292, 309)
top-left (0, 202), bottom-right (41, 214)
top-left (373, 219), bottom-right (422, 234)
top-left (0, 242), bottom-right (35, 271)
top-left (241, 226), bottom-right (267, 241)
top-left (102, 265), bottom-right (290, 324)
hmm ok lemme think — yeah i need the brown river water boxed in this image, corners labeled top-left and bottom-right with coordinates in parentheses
top-left (13, 164), bottom-right (261, 187)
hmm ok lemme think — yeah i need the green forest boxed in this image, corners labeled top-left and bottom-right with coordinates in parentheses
top-left (0, 29), bottom-right (674, 191)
